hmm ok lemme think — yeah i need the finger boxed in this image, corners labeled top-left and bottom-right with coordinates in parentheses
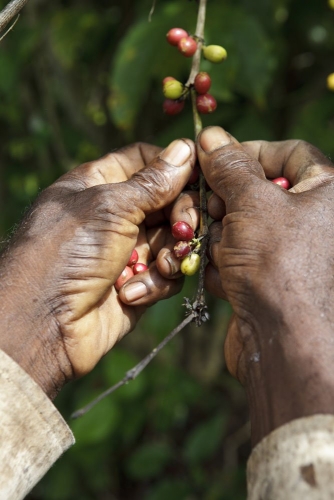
top-left (197, 127), bottom-right (267, 210)
top-left (204, 263), bottom-right (227, 300)
top-left (241, 139), bottom-right (334, 188)
top-left (207, 221), bottom-right (223, 268)
top-left (224, 314), bottom-right (244, 382)
top-left (170, 191), bottom-right (200, 230)
top-left (147, 226), bottom-right (182, 278)
top-left (53, 143), bottom-right (164, 191)
top-left (118, 262), bottom-right (184, 306)
top-left (207, 192), bottom-right (226, 220)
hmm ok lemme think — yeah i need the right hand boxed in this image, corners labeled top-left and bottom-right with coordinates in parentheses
top-left (197, 126), bottom-right (334, 445)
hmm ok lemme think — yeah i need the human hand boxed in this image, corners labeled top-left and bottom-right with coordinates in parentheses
top-left (0, 140), bottom-right (196, 399)
top-left (197, 126), bottom-right (334, 444)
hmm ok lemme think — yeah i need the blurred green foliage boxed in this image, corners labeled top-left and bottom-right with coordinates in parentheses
top-left (0, 0), bottom-right (333, 498)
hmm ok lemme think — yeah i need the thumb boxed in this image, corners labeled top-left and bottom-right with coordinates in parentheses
top-left (115, 139), bottom-right (196, 225)
top-left (197, 126), bottom-right (267, 210)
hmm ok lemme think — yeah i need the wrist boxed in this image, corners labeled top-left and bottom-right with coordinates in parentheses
top-left (241, 313), bottom-right (334, 446)
top-left (0, 252), bottom-right (73, 399)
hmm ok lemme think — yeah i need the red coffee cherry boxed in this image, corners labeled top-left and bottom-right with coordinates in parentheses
top-left (178, 36), bottom-right (198, 57)
top-left (133, 262), bottom-right (149, 274)
top-left (172, 221), bottom-right (195, 241)
top-left (127, 248), bottom-right (139, 267)
top-left (166, 28), bottom-right (188, 46)
top-left (196, 93), bottom-right (217, 114)
top-left (194, 72), bottom-right (212, 94)
top-left (163, 99), bottom-right (185, 115)
top-left (115, 266), bottom-right (134, 291)
top-left (173, 240), bottom-right (192, 259)
top-left (272, 177), bottom-right (291, 189)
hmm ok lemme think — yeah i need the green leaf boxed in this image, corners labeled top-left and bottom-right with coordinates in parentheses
top-left (183, 413), bottom-right (227, 464)
top-left (126, 441), bottom-right (174, 479)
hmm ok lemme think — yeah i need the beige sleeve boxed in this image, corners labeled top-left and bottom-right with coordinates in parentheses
top-left (247, 414), bottom-right (334, 499)
top-left (0, 349), bottom-right (74, 500)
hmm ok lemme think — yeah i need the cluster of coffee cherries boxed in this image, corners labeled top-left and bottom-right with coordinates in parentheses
top-left (171, 221), bottom-right (201, 276)
top-left (115, 249), bottom-right (148, 291)
top-left (163, 27), bottom-right (227, 116)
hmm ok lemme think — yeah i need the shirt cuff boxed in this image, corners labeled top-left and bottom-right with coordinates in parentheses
top-left (0, 348), bottom-right (74, 499)
top-left (247, 414), bottom-right (334, 499)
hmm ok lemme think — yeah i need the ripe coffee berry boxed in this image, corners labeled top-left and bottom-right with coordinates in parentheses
top-left (115, 266), bottom-right (134, 291)
top-left (203, 45), bottom-right (227, 63)
top-left (194, 72), bottom-right (211, 94)
top-left (178, 36), bottom-right (197, 57)
top-left (127, 248), bottom-right (138, 267)
top-left (172, 221), bottom-right (195, 241)
top-left (166, 28), bottom-right (188, 46)
top-left (133, 262), bottom-right (148, 274)
top-left (196, 93), bottom-right (217, 114)
top-left (163, 80), bottom-right (184, 100)
top-left (272, 177), bottom-right (291, 189)
top-left (180, 253), bottom-right (200, 276)
top-left (163, 99), bottom-right (185, 115)
top-left (174, 241), bottom-right (191, 259)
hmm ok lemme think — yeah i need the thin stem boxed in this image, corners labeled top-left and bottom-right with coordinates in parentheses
top-left (186, 0), bottom-right (207, 87)
top-left (71, 313), bottom-right (195, 419)
top-left (0, 0), bottom-right (29, 33)
top-left (0, 13), bottom-right (19, 41)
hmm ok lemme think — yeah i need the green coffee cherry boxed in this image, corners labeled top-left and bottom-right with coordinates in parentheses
top-left (180, 253), bottom-right (200, 276)
top-left (163, 80), bottom-right (184, 100)
top-left (202, 45), bottom-right (227, 63)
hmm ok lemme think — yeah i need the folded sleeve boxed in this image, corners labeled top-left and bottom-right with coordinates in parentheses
top-left (0, 349), bottom-right (74, 500)
top-left (247, 414), bottom-right (334, 499)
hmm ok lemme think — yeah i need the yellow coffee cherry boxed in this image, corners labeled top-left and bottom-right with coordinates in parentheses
top-left (180, 253), bottom-right (200, 276)
top-left (202, 45), bottom-right (227, 63)
top-left (163, 80), bottom-right (184, 100)
top-left (327, 73), bottom-right (334, 91)
top-left (328, 0), bottom-right (334, 10)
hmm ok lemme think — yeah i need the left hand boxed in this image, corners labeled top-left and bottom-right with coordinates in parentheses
top-left (0, 139), bottom-right (196, 398)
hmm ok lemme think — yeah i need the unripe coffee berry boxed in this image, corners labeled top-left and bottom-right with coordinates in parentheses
top-left (196, 93), bottom-right (217, 114)
top-left (127, 248), bottom-right (139, 267)
top-left (194, 72), bottom-right (211, 94)
top-left (133, 262), bottom-right (148, 274)
top-left (115, 266), bottom-right (134, 291)
top-left (272, 177), bottom-right (291, 189)
top-left (180, 253), bottom-right (200, 276)
top-left (163, 80), bottom-right (184, 100)
top-left (172, 221), bottom-right (195, 241)
top-left (178, 36), bottom-right (197, 57)
top-left (203, 45), bottom-right (227, 63)
top-left (166, 28), bottom-right (188, 46)
top-left (163, 99), bottom-right (185, 115)
top-left (174, 241), bottom-right (191, 259)
top-left (327, 73), bottom-right (334, 91)
top-left (162, 76), bottom-right (176, 85)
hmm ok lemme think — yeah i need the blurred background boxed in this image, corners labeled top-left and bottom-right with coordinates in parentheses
top-left (1, 0), bottom-right (334, 498)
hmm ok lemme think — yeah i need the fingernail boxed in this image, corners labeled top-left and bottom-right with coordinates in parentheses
top-left (160, 140), bottom-right (191, 166)
top-left (200, 126), bottom-right (230, 153)
top-left (123, 282), bottom-right (148, 302)
top-left (164, 252), bottom-right (179, 275)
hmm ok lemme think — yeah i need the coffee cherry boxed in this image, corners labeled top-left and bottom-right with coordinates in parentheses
top-left (173, 240), bottom-right (192, 259)
top-left (194, 72), bottom-right (211, 94)
top-left (196, 93), bottom-right (217, 114)
top-left (133, 262), bottom-right (148, 274)
top-left (166, 28), bottom-right (188, 46)
top-left (203, 45), bottom-right (227, 63)
top-left (163, 99), bottom-right (185, 115)
top-left (329, 0), bottom-right (334, 9)
top-left (162, 76), bottom-right (176, 85)
top-left (115, 266), bottom-right (134, 291)
top-left (327, 73), bottom-right (334, 91)
top-left (180, 253), bottom-right (200, 276)
top-left (172, 221), bottom-right (195, 241)
top-left (163, 79), bottom-right (184, 100)
top-left (272, 177), bottom-right (291, 189)
top-left (178, 36), bottom-right (198, 57)
top-left (127, 248), bottom-right (139, 267)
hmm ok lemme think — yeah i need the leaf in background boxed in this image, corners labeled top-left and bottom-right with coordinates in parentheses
top-left (183, 413), bottom-right (228, 464)
top-left (146, 479), bottom-right (191, 500)
top-left (126, 441), bottom-right (174, 479)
